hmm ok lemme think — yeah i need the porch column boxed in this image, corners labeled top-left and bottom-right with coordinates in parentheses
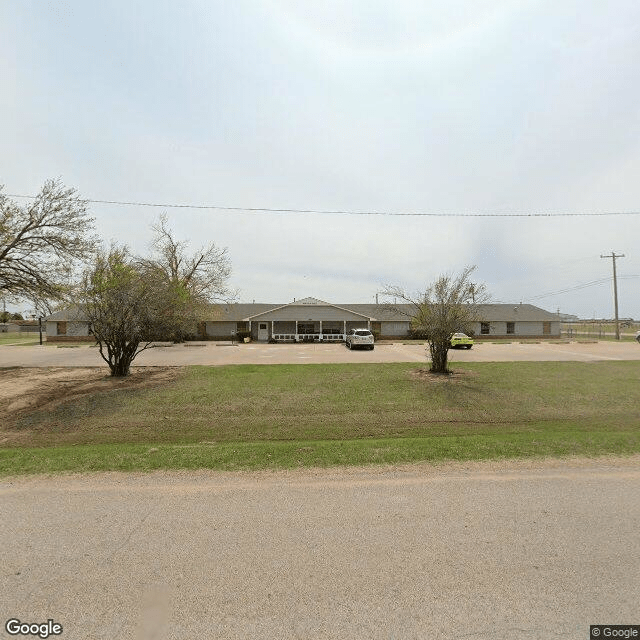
top-left (319, 320), bottom-right (322, 340)
top-left (367, 320), bottom-right (371, 329)
top-left (271, 320), bottom-right (274, 340)
top-left (343, 320), bottom-right (346, 337)
top-left (295, 320), bottom-right (298, 342)
top-left (249, 321), bottom-right (252, 339)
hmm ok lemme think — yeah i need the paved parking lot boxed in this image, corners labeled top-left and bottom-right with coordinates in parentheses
top-left (1, 340), bottom-right (639, 367)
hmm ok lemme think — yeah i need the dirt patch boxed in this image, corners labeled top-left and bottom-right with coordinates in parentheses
top-left (410, 368), bottom-right (476, 383)
top-left (0, 366), bottom-right (182, 422)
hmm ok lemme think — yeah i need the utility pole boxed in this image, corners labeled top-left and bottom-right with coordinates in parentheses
top-left (600, 251), bottom-right (625, 340)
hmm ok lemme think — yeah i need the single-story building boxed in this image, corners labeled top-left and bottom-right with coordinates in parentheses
top-left (0, 322), bottom-right (20, 333)
top-left (45, 307), bottom-right (95, 342)
top-left (202, 297), bottom-right (561, 341)
top-left (45, 297), bottom-right (561, 342)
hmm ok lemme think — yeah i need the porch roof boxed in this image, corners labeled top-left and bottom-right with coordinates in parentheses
top-left (243, 297), bottom-right (375, 322)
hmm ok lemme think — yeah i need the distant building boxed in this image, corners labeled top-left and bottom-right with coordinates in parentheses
top-left (201, 297), bottom-right (561, 341)
top-left (45, 297), bottom-right (562, 342)
top-left (45, 307), bottom-right (93, 341)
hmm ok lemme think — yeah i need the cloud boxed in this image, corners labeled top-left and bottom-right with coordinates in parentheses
top-left (2, 0), bottom-right (639, 317)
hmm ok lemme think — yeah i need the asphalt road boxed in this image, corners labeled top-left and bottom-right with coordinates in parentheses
top-left (1, 459), bottom-right (639, 640)
top-left (1, 340), bottom-right (640, 368)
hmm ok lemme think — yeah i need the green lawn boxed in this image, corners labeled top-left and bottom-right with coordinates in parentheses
top-left (2, 361), bottom-right (640, 474)
top-left (0, 332), bottom-right (42, 345)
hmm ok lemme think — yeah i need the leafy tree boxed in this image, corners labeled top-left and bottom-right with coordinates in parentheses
top-left (0, 311), bottom-right (23, 322)
top-left (81, 246), bottom-right (172, 376)
top-left (383, 266), bottom-right (487, 374)
top-left (0, 180), bottom-right (97, 310)
top-left (81, 217), bottom-right (233, 375)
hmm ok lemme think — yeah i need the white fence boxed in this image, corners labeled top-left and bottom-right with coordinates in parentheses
top-left (272, 333), bottom-right (345, 343)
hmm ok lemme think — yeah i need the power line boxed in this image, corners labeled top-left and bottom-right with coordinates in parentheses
top-left (525, 274), bottom-right (639, 301)
top-left (527, 278), bottom-right (613, 300)
top-left (6, 193), bottom-right (640, 217)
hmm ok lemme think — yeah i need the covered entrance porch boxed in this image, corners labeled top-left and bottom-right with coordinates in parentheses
top-left (246, 299), bottom-right (374, 343)
top-left (265, 319), bottom-right (370, 343)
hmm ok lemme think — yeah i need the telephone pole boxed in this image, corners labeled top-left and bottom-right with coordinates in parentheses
top-left (600, 251), bottom-right (625, 340)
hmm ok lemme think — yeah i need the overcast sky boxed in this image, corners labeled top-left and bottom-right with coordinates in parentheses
top-left (2, 1), bottom-right (639, 318)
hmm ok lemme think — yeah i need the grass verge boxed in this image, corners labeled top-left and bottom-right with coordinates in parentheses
top-left (0, 333), bottom-right (42, 345)
top-left (2, 430), bottom-right (638, 475)
top-left (2, 361), bottom-right (639, 474)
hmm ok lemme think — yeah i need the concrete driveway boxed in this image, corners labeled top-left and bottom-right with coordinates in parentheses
top-left (1, 458), bottom-right (638, 640)
top-left (1, 340), bottom-right (639, 368)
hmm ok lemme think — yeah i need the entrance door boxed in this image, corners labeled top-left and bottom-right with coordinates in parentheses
top-left (258, 322), bottom-right (269, 341)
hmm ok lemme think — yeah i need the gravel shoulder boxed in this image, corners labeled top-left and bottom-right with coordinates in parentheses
top-left (3, 453), bottom-right (640, 487)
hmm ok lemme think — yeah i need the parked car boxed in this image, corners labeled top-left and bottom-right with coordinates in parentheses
top-left (450, 332), bottom-right (474, 349)
top-left (636, 330), bottom-right (640, 343)
top-left (346, 328), bottom-right (375, 350)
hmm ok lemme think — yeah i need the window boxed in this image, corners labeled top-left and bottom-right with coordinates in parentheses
top-left (506, 322), bottom-right (515, 334)
top-left (543, 322), bottom-right (551, 335)
top-left (480, 322), bottom-right (490, 335)
top-left (57, 321), bottom-right (67, 336)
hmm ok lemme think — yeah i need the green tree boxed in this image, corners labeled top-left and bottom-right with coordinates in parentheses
top-left (81, 217), bottom-right (234, 376)
top-left (383, 266), bottom-right (487, 374)
top-left (81, 247), bottom-right (171, 376)
top-left (0, 311), bottom-right (23, 322)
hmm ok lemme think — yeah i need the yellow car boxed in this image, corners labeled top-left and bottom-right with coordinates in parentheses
top-left (450, 332), bottom-right (474, 349)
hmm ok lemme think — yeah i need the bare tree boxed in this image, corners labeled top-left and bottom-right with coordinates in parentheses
top-left (0, 180), bottom-right (97, 308)
top-left (138, 215), bottom-right (234, 341)
top-left (382, 266), bottom-right (488, 374)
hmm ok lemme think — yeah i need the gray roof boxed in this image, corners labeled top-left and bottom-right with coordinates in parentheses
top-left (341, 303), bottom-right (559, 322)
top-left (474, 304), bottom-right (559, 322)
top-left (212, 304), bottom-right (280, 321)
top-left (211, 298), bottom-right (414, 321)
top-left (212, 301), bottom-right (559, 323)
top-left (45, 306), bottom-right (88, 322)
top-left (47, 301), bottom-right (559, 323)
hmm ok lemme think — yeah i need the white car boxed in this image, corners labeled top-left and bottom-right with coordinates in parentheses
top-left (636, 331), bottom-right (640, 343)
top-left (346, 328), bottom-right (375, 350)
